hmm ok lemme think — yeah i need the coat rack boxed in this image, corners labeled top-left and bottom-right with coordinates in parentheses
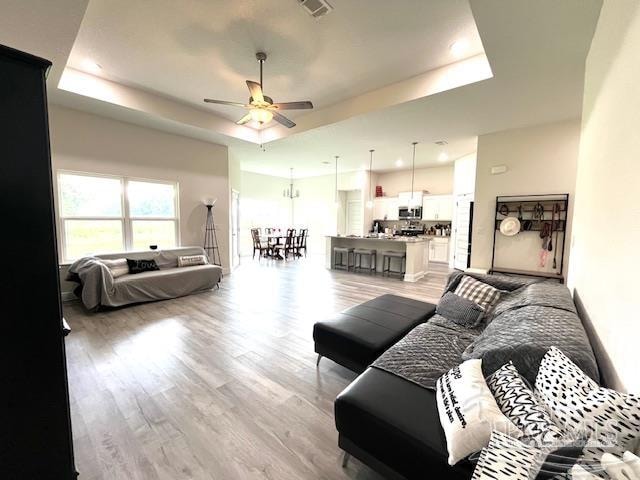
top-left (490, 193), bottom-right (569, 283)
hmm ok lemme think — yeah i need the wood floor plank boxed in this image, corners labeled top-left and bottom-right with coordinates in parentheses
top-left (64, 255), bottom-right (452, 479)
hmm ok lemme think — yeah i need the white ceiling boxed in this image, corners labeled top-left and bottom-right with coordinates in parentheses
top-left (0, 0), bottom-right (603, 178)
top-left (68, 0), bottom-right (484, 123)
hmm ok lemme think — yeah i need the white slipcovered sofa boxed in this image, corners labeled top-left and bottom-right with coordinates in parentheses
top-left (67, 247), bottom-right (222, 310)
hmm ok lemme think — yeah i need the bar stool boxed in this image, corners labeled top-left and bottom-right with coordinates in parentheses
top-left (353, 248), bottom-right (377, 274)
top-left (382, 251), bottom-right (406, 278)
top-left (333, 247), bottom-right (354, 271)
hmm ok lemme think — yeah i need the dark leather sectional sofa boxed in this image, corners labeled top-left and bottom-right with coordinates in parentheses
top-left (314, 272), bottom-right (600, 480)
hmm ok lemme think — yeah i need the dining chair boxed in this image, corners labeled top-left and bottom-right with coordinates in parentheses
top-left (251, 228), bottom-right (270, 260)
top-left (295, 229), bottom-right (308, 257)
top-left (274, 229), bottom-right (296, 260)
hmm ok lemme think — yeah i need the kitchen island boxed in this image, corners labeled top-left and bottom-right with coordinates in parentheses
top-left (325, 235), bottom-right (430, 282)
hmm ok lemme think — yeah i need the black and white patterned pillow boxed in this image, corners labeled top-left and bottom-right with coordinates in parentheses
top-left (488, 362), bottom-right (564, 447)
top-left (535, 347), bottom-right (640, 460)
top-left (454, 275), bottom-right (502, 312)
top-left (472, 430), bottom-right (542, 479)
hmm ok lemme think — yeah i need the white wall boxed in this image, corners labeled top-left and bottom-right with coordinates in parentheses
top-left (567, 0), bottom-right (640, 393)
top-left (453, 153), bottom-right (477, 196)
top-left (49, 106), bottom-right (231, 291)
top-left (471, 120), bottom-right (580, 274)
top-left (238, 170), bottom-right (367, 256)
top-left (375, 165), bottom-right (454, 196)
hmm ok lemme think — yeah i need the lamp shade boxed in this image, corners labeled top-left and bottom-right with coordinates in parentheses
top-left (250, 108), bottom-right (273, 124)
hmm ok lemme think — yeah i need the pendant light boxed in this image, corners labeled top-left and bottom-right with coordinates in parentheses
top-left (283, 168), bottom-right (300, 199)
top-left (334, 155), bottom-right (340, 207)
top-left (409, 142), bottom-right (418, 212)
top-left (366, 149), bottom-right (374, 209)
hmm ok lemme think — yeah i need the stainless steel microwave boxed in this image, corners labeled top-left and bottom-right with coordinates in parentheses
top-left (398, 206), bottom-right (422, 219)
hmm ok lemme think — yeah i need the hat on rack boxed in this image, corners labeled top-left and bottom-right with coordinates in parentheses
top-left (500, 216), bottom-right (521, 236)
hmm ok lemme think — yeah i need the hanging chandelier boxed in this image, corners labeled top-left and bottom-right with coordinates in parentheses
top-left (283, 167), bottom-right (300, 199)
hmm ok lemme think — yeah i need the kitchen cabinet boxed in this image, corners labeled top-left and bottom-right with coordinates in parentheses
top-left (429, 237), bottom-right (450, 263)
top-left (422, 195), bottom-right (453, 221)
top-left (398, 191), bottom-right (423, 207)
top-left (373, 197), bottom-right (399, 221)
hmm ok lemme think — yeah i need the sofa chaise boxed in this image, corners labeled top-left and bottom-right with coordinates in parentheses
top-left (315, 272), bottom-right (600, 479)
top-left (67, 246), bottom-right (222, 310)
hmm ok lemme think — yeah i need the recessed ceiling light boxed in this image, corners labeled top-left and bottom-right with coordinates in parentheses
top-left (322, 161), bottom-right (331, 165)
top-left (449, 39), bottom-right (469, 58)
top-left (395, 158), bottom-right (403, 167)
top-left (438, 152), bottom-right (449, 162)
top-left (83, 59), bottom-right (102, 74)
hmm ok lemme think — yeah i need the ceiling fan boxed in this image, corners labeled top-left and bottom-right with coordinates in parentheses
top-left (204, 52), bottom-right (313, 128)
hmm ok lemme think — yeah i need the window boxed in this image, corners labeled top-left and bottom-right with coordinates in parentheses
top-left (58, 172), bottom-right (179, 262)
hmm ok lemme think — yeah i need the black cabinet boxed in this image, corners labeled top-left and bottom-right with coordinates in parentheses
top-left (0, 45), bottom-right (77, 479)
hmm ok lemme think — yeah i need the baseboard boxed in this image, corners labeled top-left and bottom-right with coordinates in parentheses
top-left (403, 271), bottom-right (425, 282)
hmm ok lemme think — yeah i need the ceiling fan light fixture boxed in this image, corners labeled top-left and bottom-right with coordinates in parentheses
top-left (249, 108), bottom-right (273, 125)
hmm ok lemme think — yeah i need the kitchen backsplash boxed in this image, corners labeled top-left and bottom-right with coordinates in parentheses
top-left (374, 219), bottom-right (452, 236)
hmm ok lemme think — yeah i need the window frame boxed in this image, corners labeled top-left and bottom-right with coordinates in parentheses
top-left (56, 170), bottom-right (180, 263)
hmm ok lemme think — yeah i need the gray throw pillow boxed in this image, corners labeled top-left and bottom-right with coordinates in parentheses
top-left (436, 292), bottom-right (485, 327)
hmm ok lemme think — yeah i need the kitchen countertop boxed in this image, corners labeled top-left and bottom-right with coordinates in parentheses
top-left (327, 235), bottom-right (427, 243)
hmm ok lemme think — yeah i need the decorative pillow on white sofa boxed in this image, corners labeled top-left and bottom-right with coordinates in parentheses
top-left (471, 430), bottom-right (543, 480)
top-left (487, 361), bottom-right (564, 447)
top-left (535, 347), bottom-right (640, 457)
top-left (436, 359), bottom-right (521, 465)
top-left (177, 254), bottom-right (208, 267)
top-left (100, 258), bottom-right (129, 278)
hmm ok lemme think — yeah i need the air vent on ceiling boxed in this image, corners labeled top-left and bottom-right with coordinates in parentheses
top-left (298, 0), bottom-right (333, 19)
top-left (435, 140), bottom-right (449, 146)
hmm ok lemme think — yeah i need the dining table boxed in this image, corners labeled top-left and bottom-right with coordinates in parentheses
top-left (260, 234), bottom-right (288, 259)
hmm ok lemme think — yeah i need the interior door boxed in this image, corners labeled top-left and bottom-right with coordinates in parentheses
top-left (453, 194), bottom-right (473, 270)
top-left (231, 190), bottom-right (240, 268)
top-left (346, 200), bottom-right (363, 236)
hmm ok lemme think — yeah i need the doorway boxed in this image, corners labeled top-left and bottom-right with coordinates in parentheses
top-left (231, 190), bottom-right (240, 268)
top-left (346, 199), bottom-right (363, 236)
top-left (453, 194), bottom-right (474, 270)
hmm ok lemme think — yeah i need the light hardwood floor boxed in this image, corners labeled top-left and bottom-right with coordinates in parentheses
top-left (64, 256), bottom-right (453, 480)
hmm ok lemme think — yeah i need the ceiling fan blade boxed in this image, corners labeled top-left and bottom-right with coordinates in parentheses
top-left (271, 101), bottom-right (313, 110)
top-left (246, 80), bottom-right (264, 103)
top-left (272, 111), bottom-right (296, 128)
top-left (204, 99), bottom-right (248, 107)
top-left (236, 113), bottom-right (252, 125)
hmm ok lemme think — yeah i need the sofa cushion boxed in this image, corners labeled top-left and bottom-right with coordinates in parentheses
top-left (99, 258), bottom-right (128, 278)
top-left (471, 430), bottom-right (542, 480)
top-left (107, 264), bottom-right (222, 307)
top-left (313, 294), bottom-right (436, 373)
top-left (436, 359), bottom-right (520, 465)
top-left (535, 347), bottom-right (640, 456)
top-left (462, 282), bottom-right (599, 385)
top-left (335, 367), bottom-right (473, 479)
top-left (126, 258), bottom-right (160, 274)
top-left (487, 361), bottom-right (563, 447)
top-left (454, 275), bottom-right (503, 312)
top-left (436, 292), bottom-right (485, 327)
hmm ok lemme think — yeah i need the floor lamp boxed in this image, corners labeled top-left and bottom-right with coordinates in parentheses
top-left (203, 199), bottom-right (221, 266)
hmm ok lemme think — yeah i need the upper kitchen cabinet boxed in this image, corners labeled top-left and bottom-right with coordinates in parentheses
top-left (398, 191), bottom-right (424, 207)
top-left (373, 197), bottom-right (399, 221)
top-left (422, 195), bottom-right (453, 221)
